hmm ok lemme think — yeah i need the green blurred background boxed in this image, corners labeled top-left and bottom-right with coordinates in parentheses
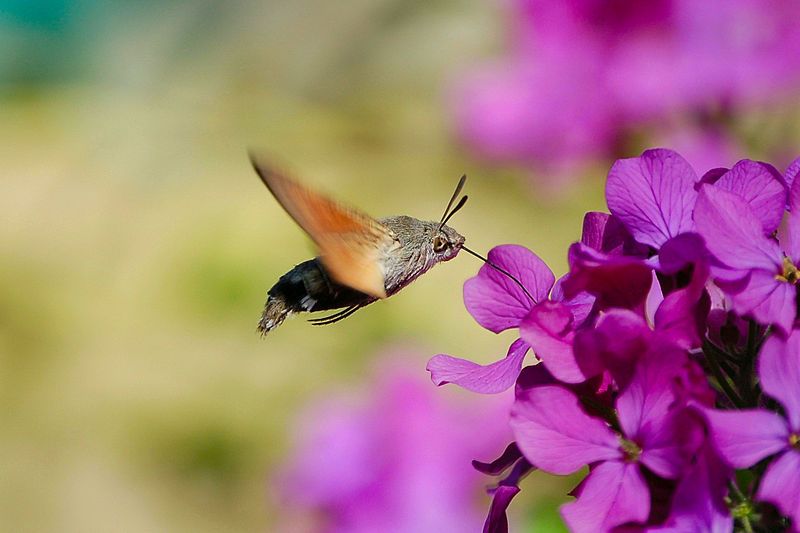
top-left (0, 1), bottom-right (607, 530)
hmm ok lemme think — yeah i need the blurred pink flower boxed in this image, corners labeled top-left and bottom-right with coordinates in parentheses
top-left (453, 0), bottom-right (800, 179)
top-left (273, 350), bottom-right (513, 533)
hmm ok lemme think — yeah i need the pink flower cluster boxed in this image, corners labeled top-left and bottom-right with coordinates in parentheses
top-left (274, 353), bottom-right (511, 533)
top-left (429, 149), bottom-right (800, 531)
top-left (453, 0), bottom-right (800, 181)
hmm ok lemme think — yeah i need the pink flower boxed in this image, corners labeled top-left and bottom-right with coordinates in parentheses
top-left (702, 332), bottom-right (800, 526)
top-left (694, 176), bottom-right (797, 333)
top-left (274, 352), bottom-right (512, 533)
top-left (427, 245), bottom-right (593, 393)
top-left (452, 0), bottom-right (800, 179)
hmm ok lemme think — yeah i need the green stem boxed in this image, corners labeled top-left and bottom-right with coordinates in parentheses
top-left (703, 340), bottom-right (745, 408)
top-left (738, 321), bottom-right (760, 406)
top-left (741, 514), bottom-right (754, 533)
top-left (730, 481), bottom-right (754, 533)
top-left (746, 320), bottom-right (758, 356)
top-left (704, 340), bottom-right (737, 373)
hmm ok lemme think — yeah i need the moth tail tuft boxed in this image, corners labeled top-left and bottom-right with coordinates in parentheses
top-left (257, 295), bottom-right (291, 336)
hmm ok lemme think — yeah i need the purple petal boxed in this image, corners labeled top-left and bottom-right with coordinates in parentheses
top-left (714, 159), bottom-right (787, 233)
top-left (656, 233), bottom-right (709, 275)
top-left (564, 242), bottom-right (653, 311)
top-left (580, 211), bottom-right (645, 256)
top-left (780, 175), bottom-right (800, 260)
top-left (759, 332), bottom-right (800, 431)
top-left (697, 167), bottom-right (729, 186)
top-left (786, 156), bottom-right (800, 191)
top-left (645, 271), bottom-right (664, 326)
top-left (672, 358), bottom-right (717, 408)
top-left (649, 446), bottom-right (733, 533)
top-left (573, 309), bottom-right (650, 387)
top-left (473, 442), bottom-right (522, 476)
top-left (427, 338), bottom-right (529, 394)
top-left (639, 409), bottom-right (703, 479)
top-left (483, 485), bottom-right (520, 533)
top-left (510, 385), bottom-right (620, 475)
top-left (497, 457), bottom-right (534, 491)
top-left (653, 259), bottom-right (710, 350)
top-left (464, 245), bottom-right (555, 333)
top-left (616, 344), bottom-right (686, 441)
top-left (520, 301), bottom-right (586, 384)
top-left (756, 450), bottom-right (800, 527)
top-left (694, 184), bottom-right (783, 273)
top-left (551, 276), bottom-right (596, 326)
top-left (701, 408), bottom-right (789, 468)
top-left (581, 212), bottom-right (617, 251)
top-left (514, 363), bottom-right (558, 394)
top-left (606, 149), bottom-right (698, 249)
top-left (728, 270), bottom-right (796, 334)
top-left (561, 461), bottom-right (649, 533)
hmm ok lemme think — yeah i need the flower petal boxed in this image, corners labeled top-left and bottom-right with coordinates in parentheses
top-left (697, 167), bottom-right (729, 186)
top-left (715, 159), bottom-right (787, 233)
top-left (510, 385), bottom-right (620, 475)
top-left (694, 184), bottom-right (782, 273)
top-left (564, 242), bottom-right (653, 312)
top-left (482, 485), bottom-right (521, 533)
top-left (728, 270), bottom-right (796, 334)
top-left (759, 332), bottom-right (800, 431)
top-left (427, 338), bottom-right (529, 394)
top-left (464, 245), bottom-right (555, 333)
top-left (653, 257), bottom-right (710, 350)
top-left (580, 211), bottom-right (646, 256)
top-left (573, 309), bottom-right (650, 387)
top-left (616, 343), bottom-right (686, 440)
top-left (756, 450), bottom-right (800, 527)
top-left (551, 276), bottom-right (595, 326)
top-left (780, 175), bottom-right (800, 261)
top-left (701, 408), bottom-right (789, 468)
top-left (639, 409), bottom-right (703, 479)
top-left (656, 232), bottom-right (709, 275)
top-left (606, 148), bottom-right (698, 249)
top-left (561, 461), bottom-right (649, 533)
top-left (786, 156), bottom-right (800, 191)
top-left (473, 442), bottom-right (522, 476)
top-left (514, 363), bottom-right (558, 393)
top-left (649, 446), bottom-right (733, 533)
top-left (520, 301), bottom-right (586, 384)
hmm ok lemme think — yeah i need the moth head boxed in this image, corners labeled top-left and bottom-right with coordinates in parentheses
top-left (431, 225), bottom-right (465, 260)
top-left (432, 174), bottom-right (468, 261)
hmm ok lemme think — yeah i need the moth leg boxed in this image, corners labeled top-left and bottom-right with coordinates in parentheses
top-left (308, 305), bottom-right (361, 326)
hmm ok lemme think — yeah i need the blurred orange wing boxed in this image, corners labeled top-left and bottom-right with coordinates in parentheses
top-left (251, 154), bottom-right (393, 298)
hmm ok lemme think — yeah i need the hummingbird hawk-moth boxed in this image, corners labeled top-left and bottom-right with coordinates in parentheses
top-left (250, 154), bottom-right (474, 335)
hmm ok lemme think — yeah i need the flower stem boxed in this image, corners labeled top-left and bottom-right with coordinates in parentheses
top-left (738, 321), bottom-right (760, 406)
top-left (703, 339), bottom-right (744, 408)
top-left (730, 481), bottom-right (754, 533)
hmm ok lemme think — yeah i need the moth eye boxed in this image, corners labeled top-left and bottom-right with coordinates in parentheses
top-left (433, 235), bottom-right (448, 253)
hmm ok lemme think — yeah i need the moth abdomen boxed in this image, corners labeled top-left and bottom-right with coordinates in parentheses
top-left (257, 258), bottom-right (373, 334)
top-left (257, 295), bottom-right (291, 335)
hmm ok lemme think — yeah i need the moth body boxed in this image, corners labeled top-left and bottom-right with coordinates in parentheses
top-left (258, 258), bottom-right (375, 334)
top-left (249, 154), bottom-right (468, 335)
top-left (258, 216), bottom-right (464, 335)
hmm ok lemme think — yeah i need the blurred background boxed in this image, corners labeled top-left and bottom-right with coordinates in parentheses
top-left (2, 0), bottom-right (799, 531)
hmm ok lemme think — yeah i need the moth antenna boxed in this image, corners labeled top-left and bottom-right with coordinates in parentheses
top-left (461, 245), bottom-right (537, 303)
top-left (439, 195), bottom-right (468, 230)
top-left (439, 175), bottom-right (467, 225)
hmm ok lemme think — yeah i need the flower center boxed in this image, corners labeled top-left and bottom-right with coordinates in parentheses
top-left (777, 257), bottom-right (800, 284)
top-left (731, 501), bottom-right (754, 521)
top-left (790, 433), bottom-right (800, 449)
top-left (619, 437), bottom-right (642, 462)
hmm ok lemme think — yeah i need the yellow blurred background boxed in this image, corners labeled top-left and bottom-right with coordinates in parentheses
top-left (9, 0), bottom-right (800, 530)
top-left (0, 1), bottom-right (609, 530)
